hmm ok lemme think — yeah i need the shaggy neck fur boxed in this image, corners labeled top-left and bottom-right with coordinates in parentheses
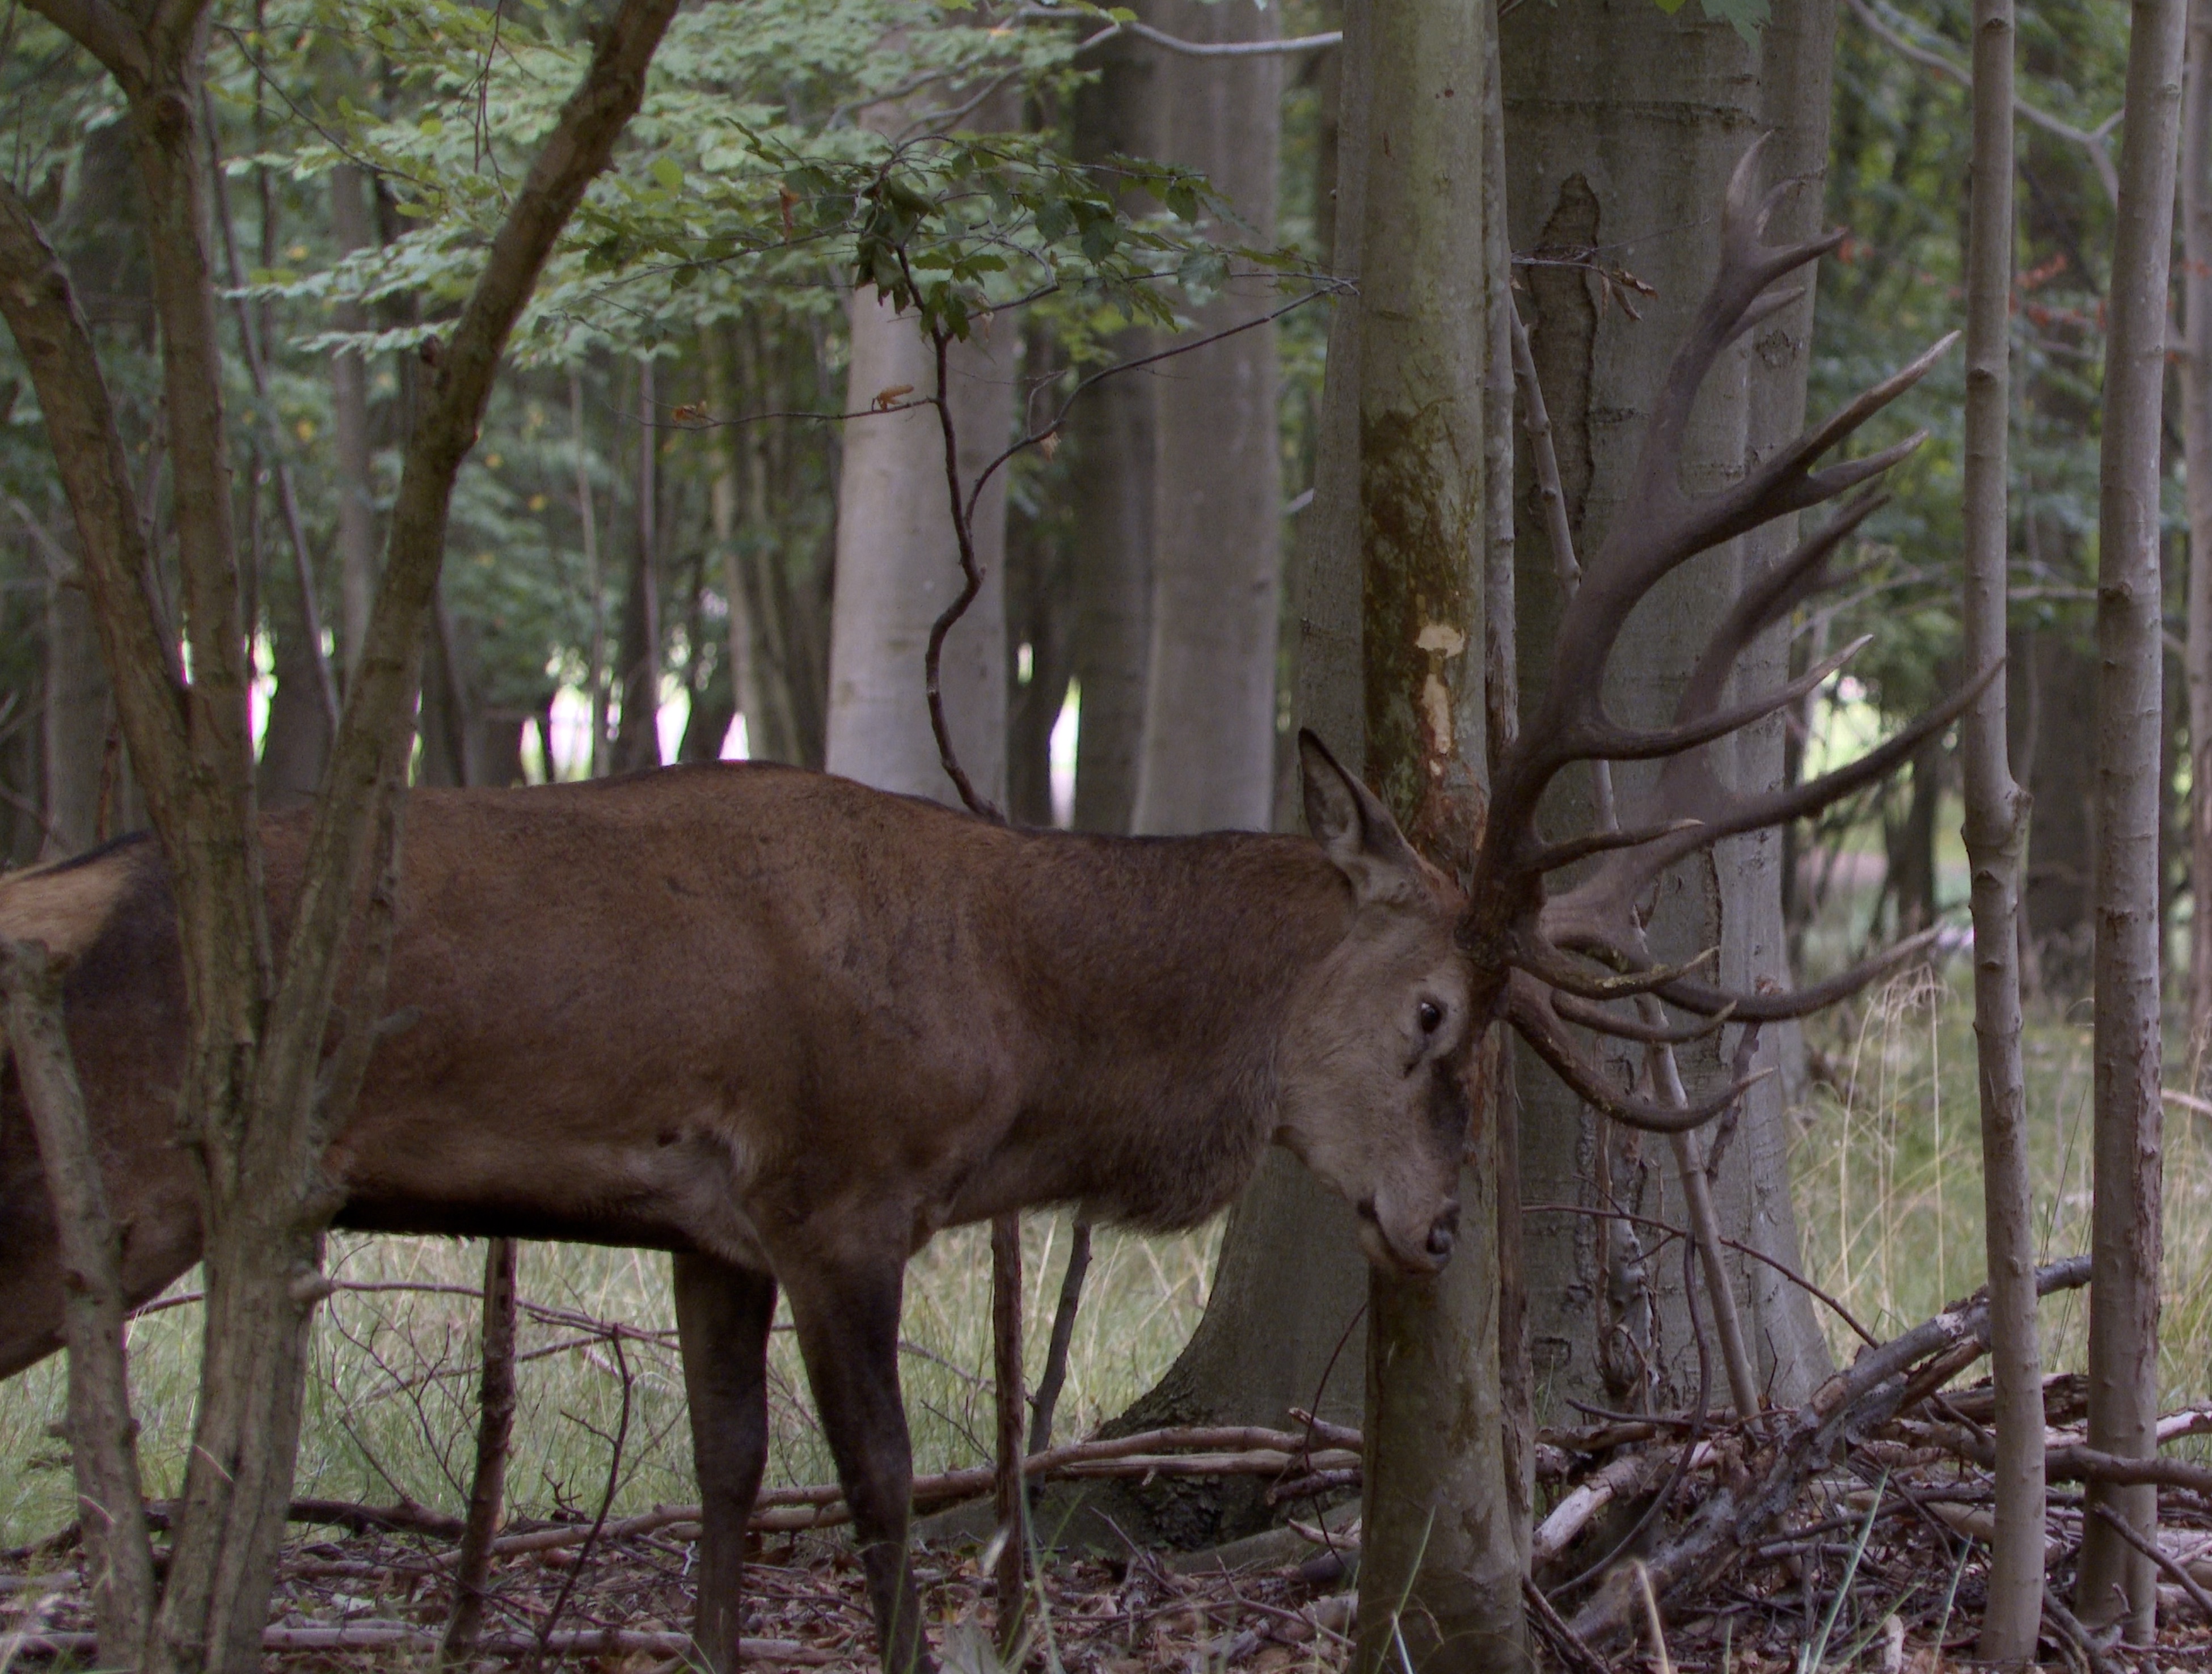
top-left (966, 828), bottom-right (1354, 1232)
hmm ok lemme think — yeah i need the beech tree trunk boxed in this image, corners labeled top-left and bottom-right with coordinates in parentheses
top-left (330, 162), bottom-right (376, 683)
top-left (823, 288), bottom-right (1012, 807)
top-left (1342, 0), bottom-right (1521, 1663)
top-left (1068, 37), bottom-right (1156, 836)
top-left (255, 612), bottom-right (333, 810)
top-left (2075, 0), bottom-right (2185, 1637)
top-left (2024, 628), bottom-right (2099, 993)
top-left (1501, 0), bottom-right (1833, 1417)
top-left (1127, 0), bottom-right (1284, 837)
top-left (1094, 18), bottom-right (1365, 1544)
top-left (713, 322), bottom-right (828, 770)
top-left (2185, 0), bottom-right (2212, 1073)
top-left (613, 356), bottom-right (664, 773)
top-left (1958, 0), bottom-right (2046, 1654)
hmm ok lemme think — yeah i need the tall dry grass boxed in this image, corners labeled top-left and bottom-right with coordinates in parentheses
top-left (0, 1219), bottom-right (1218, 1546)
top-left (1791, 965), bottom-right (2212, 1412)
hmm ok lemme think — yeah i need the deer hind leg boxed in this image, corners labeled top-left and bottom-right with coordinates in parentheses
top-left (782, 1255), bottom-right (932, 1674)
top-left (674, 1250), bottom-right (778, 1674)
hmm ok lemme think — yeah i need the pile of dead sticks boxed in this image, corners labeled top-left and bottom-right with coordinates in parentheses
top-left (1523, 1254), bottom-right (2212, 1663)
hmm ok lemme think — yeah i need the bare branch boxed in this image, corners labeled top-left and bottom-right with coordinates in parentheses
top-left (0, 181), bottom-right (189, 827)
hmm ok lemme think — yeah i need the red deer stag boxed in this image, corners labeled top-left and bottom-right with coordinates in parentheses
top-left (1, 146), bottom-right (1964, 1674)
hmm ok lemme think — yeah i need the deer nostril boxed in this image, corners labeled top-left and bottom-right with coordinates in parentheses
top-left (1426, 1200), bottom-right (1461, 1258)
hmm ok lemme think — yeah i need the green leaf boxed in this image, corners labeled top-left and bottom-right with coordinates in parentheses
top-left (651, 155), bottom-right (685, 192)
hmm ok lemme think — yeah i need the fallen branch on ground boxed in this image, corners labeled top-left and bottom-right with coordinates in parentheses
top-left (1564, 1253), bottom-right (2093, 1647)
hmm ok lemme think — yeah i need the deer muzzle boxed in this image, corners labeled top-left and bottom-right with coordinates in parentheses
top-left (1356, 1193), bottom-right (1460, 1276)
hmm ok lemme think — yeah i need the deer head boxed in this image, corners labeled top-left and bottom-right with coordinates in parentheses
top-left (1279, 735), bottom-right (1480, 1275)
top-left (1465, 138), bottom-right (1977, 1132)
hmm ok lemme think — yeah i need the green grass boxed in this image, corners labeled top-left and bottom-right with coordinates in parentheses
top-left (4, 968), bottom-right (2209, 1548)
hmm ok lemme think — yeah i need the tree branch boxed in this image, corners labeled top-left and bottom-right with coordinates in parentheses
top-left (17, 0), bottom-right (148, 84)
top-left (0, 939), bottom-right (158, 1665)
top-left (259, 0), bottom-right (685, 1153)
top-left (0, 179), bottom-right (189, 828)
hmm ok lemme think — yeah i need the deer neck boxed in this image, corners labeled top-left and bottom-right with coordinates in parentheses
top-left (976, 831), bottom-right (1352, 1232)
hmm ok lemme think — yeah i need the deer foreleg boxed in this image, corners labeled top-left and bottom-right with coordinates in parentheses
top-left (675, 1251), bottom-right (778, 1674)
top-left (784, 1256), bottom-right (933, 1674)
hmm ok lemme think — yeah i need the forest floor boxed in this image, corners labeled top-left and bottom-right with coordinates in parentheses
top-left (3, 1473), bottom-right (2210, 1672)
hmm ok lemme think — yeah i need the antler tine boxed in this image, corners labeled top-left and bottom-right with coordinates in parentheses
top-left (1658, 926), bottom-right (1946, 1020)
top-left (1551, 988), bottom-right (1735, 1046)
top-left (1571, 634), bottom-right (1870, 767)
top-left (1505, 971), bottom-right (1770, 1135)
top-left (1526, 817), bottom-right (1706, 877)
top-left (1510, 346), bottom-right (1941, 812)
top-left (1678, 489), bottom-right (1887, 720)
top-left (1540, 660), bottom-right (1999, 949)
top-left (1635, 138), bottom-right (1847, 519)
top-left (1513, 939), bottom-right (1720, 1004)
top-left (1540, 493), bottom-right (1882, 771)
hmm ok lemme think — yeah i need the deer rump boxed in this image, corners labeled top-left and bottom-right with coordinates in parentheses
top-left (1, 746), bottom-right (1478, 1673)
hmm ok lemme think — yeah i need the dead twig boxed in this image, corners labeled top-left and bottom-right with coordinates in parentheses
top-left (524, 1332), bottom-right (631, 1673)
top-left (1027, 1217), bottom-right (1092, 1456)
top-left (2087, 1502), bottom-right (2212, 1627)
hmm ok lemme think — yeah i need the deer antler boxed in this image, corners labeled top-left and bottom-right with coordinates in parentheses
top-left (1467, 138), bottom-right (1978, 1132)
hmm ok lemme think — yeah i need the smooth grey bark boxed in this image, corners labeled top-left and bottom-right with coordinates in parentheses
top-left (331, 162), bottom-right (376, 683)
top-left (713, 322), bottom-right (828, 770)
top-left (1960, 0), bottom-right (2046, 1656)
top-left (823, 287), bottom-right (1012, 807)
top-left (613, 356), bottom-right (664, 774)
top-left (2185, 0), bottom-right (2212, 1070)
top-left (1501, 0), bottom-right (1831, 1417)
top-left (1342, 0), bottom-right (1520, 1665)
top-left (1067, 363), bottom-right (1152, 832)
top-left (2076, 0), bottom-right (2185, 1637)
top-left (1093, 10), bottom-right (1370, 1540)
top-left (572, 369), bottom-right (611, 780)
top-left (1127, 0), bottom-right (1284, 836)
top-left (41, 572), bottom-right (107, 857)
top-left (1069, 37), bottom-right (1156, 835)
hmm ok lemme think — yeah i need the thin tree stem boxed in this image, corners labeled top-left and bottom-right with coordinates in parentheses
top-left (1027, 1219), bottom-right (1092, 1458)
top-left (1958, 0), bottom-right (2046, 1657)
top-left (438, 1236), bottom-right (518, 1667)
top-left (1, 940), bottom-right (158, 1665)
top-left (2079, 0), bottom-right (2185, 1638)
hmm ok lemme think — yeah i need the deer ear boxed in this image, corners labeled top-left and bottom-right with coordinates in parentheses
top-left (1299, 730), bottom-right (1422, 905)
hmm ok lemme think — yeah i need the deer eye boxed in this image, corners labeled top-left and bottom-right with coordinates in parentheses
top-left (1417, 1000), bottom-right (1444, 1034)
